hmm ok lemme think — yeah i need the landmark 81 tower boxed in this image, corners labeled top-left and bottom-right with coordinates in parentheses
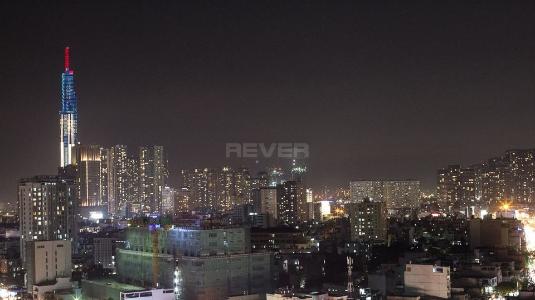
top-left (59, 47), bottom-right (78, 167)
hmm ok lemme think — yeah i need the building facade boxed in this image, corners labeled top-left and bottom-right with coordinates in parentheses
top-left (106, 145), bottom-right (142, 217)
top-left (437, 165), bottom-right (476, 214)
top-left (180, 167), bottom-right (251, 213)
top-left (161, 186), bottom-right (176, 214)
top-left (404, 264), bottom-right (451, 299)
top-left (347, 198), bottom-right (387, 242)
top-left (94, 237), bottom-right (116, 269)
top-left (25, 240), bottom-right (72, 292)
top-left (469, 217), bottom-right (525, 251)
top-left (441, 148), bottom-right (535, 212)
top-left (73, 145), bottom-right (102, 208)
top-left (502, 149), bottom-right (535, 204)
top-left (252, 187), bottom-right (278, 227)
top-left (139, 146), bottom-right (167, 214)
top-left (277, 181), bottom-right (298, 225)
top-left (350, 180), bottom-right (421, 210)
top-left (18, 176), bottom-right (78, 261)
top-left (116, 226), bottom-right (273, 300)
top-left (475, 157), bottom-right (506, 209)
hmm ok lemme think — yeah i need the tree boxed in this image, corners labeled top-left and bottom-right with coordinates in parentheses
top-left (495, 281), bottom-right (517, 296)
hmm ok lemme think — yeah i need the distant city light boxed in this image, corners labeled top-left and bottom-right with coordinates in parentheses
top-left (320, 201), bottom-right (331, 216)
top-left (89, 211), bottom-right (103, 220)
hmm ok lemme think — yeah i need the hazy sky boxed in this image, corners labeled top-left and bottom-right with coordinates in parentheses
top-left (1, 1), bottom-right (535, 201)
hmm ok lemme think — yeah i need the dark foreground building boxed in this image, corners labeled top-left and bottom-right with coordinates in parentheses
top-left (116, 225), bottom-right (274, 300)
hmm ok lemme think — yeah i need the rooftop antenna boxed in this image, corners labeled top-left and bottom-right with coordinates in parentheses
top-left (64, 47), bottom-right (70, 71)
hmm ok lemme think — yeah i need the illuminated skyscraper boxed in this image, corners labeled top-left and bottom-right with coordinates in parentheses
top-left (139, 146), bottom-right (167, 213)
top-left (59, 47), bottom-right (79, 167)
top-left (181, 168), bottom-right (210, 212)
top-left (234, 167), bottom-right (251, 206)
top-left (437, 165), bottom-right (476, 214)
top-left (276, 181), bottom-right (298, 225)
top-left (125, 155), bottom-right (140, 214)
top-left (108, 145), bottom-right (129, 216)
top-left (503, 149), bottom-right (535, 204)
top-left (103, 145), bottom-right (142, 217)
top-left (73, 145), bottom-right (102, 208)
top-left (100, 148), bottom-right (110, 209)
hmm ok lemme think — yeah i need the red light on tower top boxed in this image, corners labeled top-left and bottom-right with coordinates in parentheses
top-left (64, 47), bottom-right (70, 71)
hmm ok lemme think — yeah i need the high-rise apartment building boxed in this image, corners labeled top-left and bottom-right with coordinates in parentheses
top-left (276, 181), bottom-right (298, 225)
top-left (125, 156), bottom-right (139, 214)
top-left (350, 181), bottom-right (384, 202)
top-left (99, 148), bottom-right (110, 211)
top-left (295, 184), bottom-right (311, 222)
top-left (175, 187), bottom-right (190, 213)
top-left (181, 168), bottom-right (214, 212)
top-left (441, 148), bottom-right (535, 211)
top-left (252, 187), bottom-right (278, 227)
top-left (347, 198), bottom-right (387, 242)
top-left (106, 145), bottom-right (140, 216)
top-left (59, 47), bottom-right (79, 167)
top-left (437, 165), bottom-right (477, 214)
top-left (219, 167), bottom-right (235, 211)
top-left (139, 146), bottom-right (167, 213)
top-left (503, 149), bottom-right (535, 204)
top-left (18, 176), bottom-right (78, 261)
top-left (234, 167), bottom-right (251, 207)
top-left (161, 186), bottom-right (176, 214)
top-left (181, 167), bottom-right (251, 213)
top-left (383, 181), bottom-right (421, 209)
top-left (108, 145), bottom-right (129, 216)
top-left (475, 157), bottom-right (506, 208)
top-left (350, 180), bottom-right (421, 210)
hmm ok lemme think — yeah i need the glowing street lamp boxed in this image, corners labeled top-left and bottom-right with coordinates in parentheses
top-left (499, 200), bottom-right (512, 211)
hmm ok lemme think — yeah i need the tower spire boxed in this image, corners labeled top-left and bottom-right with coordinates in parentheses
top-left (64, 47), bottom-right (70, 71)
top-left (60, 46), bottom-right (78, 167)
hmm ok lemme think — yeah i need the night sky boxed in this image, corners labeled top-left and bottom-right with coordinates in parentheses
top-left (1, 1), bottom-right (535, 202)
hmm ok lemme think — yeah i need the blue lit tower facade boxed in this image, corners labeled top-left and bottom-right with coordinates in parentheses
top-left (60, 47), bottom-right (79, 167)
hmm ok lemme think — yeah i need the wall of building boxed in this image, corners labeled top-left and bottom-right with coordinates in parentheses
top-left (25, 240), bottom-right (71, 292)
top-left (404, 264), bottom-right (450, 299)
top-left (176, 253), bottom-right (273, 300)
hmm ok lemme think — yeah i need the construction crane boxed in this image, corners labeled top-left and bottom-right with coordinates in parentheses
top-left (150, 224), bottom-right (160, 288)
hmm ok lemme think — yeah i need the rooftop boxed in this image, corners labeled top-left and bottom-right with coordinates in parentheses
top-left (82, 279), bottom-right (144, 292)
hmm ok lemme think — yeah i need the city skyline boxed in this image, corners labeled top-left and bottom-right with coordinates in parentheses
top-left (4, 3), bottom-right (535, 299)
top-left (2, 2), bottom-right (535, 202)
